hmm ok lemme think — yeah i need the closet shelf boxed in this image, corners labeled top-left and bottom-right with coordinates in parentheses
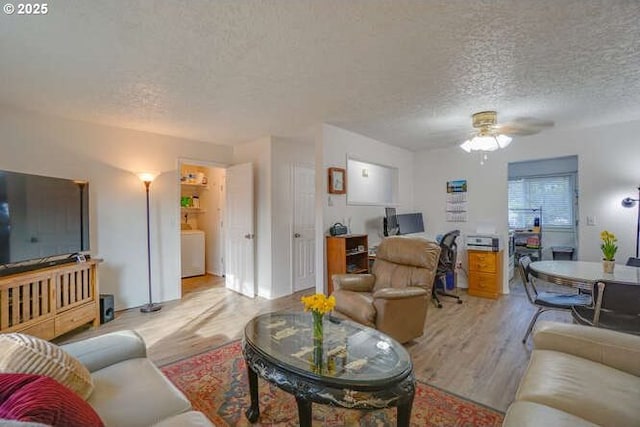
top-left (180, 182), bottom-right (208, 189)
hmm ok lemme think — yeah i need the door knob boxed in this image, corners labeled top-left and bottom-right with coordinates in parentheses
top-left (244, 234), bottom-right (254, 239)
top-left (294, 233), bottom-right (301, 238)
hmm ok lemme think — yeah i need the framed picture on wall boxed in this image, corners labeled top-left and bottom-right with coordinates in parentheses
top-left (328, 167), bottom-right (346, 194)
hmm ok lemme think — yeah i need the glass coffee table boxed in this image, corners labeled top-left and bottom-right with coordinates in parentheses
top-left (242, 311), bottom-right (415, 426)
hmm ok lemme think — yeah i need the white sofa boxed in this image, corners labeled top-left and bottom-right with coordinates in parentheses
top-left (60, 330), bottom-right (214, 427)
top-left (503, 321), bottom-right (640, 427)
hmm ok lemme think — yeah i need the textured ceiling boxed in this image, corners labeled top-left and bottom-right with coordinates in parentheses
top-left (1, 0), bottom-right (640, 150)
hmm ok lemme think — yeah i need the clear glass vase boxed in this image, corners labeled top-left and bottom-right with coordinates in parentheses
top-left (312, 311), bottom-right (324, 371)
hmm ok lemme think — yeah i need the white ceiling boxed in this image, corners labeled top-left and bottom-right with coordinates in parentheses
top-left (2, 1), bottom-right (640, 151)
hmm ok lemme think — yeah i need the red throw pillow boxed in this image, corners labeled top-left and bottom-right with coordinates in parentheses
top-left (0, 373), bottom-right (103, 427)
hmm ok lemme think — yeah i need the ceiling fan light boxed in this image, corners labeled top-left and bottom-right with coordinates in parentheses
top-left (460, 134), bottom-right (512, 153)
top-left (497, 134), bottom-right (512, 148)
top-left (460, 139), bottom-right (473, 153)
top-left (474, 135), bottom-right (500, 151)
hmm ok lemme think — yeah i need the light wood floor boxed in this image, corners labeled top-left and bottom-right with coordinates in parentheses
top-left (59, 274), bottom-right (572, 412)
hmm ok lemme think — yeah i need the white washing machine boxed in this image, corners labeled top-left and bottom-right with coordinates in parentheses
top-left (181, 229), bottom-right (205, 278)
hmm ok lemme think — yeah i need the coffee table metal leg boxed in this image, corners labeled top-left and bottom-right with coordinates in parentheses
top-left (397, 393), bottom-right (414, 427)
top-left (295, 396), bottom-right (312, 427)
top-left (245, 365), bottom-right (260, 422)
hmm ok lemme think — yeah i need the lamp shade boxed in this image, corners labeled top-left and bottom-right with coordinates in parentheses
top-left (460, 134), bottom-right (512, 153)
top-left (137, 172), bottom-right (158, 183)
top-left (622, 197), bottom-right (637, 208)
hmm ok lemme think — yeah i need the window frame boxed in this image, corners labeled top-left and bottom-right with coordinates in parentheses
top-left (508, 173), bottom-right (576, 231)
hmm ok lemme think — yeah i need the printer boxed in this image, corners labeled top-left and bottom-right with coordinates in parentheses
top-left (465, 234), bottom-right (503, 252)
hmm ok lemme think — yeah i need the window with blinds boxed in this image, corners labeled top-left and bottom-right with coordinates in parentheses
top-left (508, 175), bottom-right (575, 229)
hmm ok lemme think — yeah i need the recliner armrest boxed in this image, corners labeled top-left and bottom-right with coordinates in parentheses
top-left (332, 274), bottom-right (375, 292)
top-left (61, 330), bottom-right (147, 373)
top-left (533, 321), bottom-right (640, 376)
top-left (373, 286), bottom-right (428, 300)
top-left (332, 289), bottom-right (376, 327)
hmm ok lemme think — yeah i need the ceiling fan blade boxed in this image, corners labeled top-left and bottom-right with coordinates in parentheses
top-left (510, 117), bottom-right (555, 129)
top-left (493, 124), bottom-right (543, 136)
top-left (493, 117), bottom-right (555, 136)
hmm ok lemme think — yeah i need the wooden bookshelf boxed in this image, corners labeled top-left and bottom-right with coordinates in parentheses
top-left (326, 234), bottom-right (368, 294)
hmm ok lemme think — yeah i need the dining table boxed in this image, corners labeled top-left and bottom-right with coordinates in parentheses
top-left (529, 260), bottom-right (640, 289)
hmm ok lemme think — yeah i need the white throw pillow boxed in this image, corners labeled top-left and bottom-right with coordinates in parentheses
top-left (0, 333), bottom-right (94, 399)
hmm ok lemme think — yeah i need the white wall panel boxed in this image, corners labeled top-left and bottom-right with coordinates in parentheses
top-left (346, 158), bottom-right (398, 206)
top-left (322, 124), bottom-right (414, 249)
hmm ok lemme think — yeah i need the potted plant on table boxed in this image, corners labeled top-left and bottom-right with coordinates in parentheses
top-left (600, 230), bottom-right (618, 273)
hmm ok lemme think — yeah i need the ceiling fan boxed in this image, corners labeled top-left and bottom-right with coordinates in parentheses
top-left (460, 111), bottom-right (554, 154)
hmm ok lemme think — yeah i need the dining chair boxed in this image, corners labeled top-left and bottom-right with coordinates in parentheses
top-left (625, 257), bottom-right (640, 267)
top-left (571, 280), bottom-right (640, 335)
top-left (517, 256), bottom-right (591, 343)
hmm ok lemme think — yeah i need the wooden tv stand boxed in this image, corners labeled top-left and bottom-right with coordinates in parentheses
top-left (0, 259), bottom-right (101, 340)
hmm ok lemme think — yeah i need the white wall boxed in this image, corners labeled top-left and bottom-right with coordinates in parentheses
top-left (347, 159), bottom-right (398, 206)
top-left (317, 124), bottom-right (415, 292)
top-left (232, 137), bottom-right (273, 298)
top-left (322, 124), bottom-right (415, 243)
top-left (415, 119), bottom-right (640, 294)
top-left (0, 107), bottom-right (233, 309)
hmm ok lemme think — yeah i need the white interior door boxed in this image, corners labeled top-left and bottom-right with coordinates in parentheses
top-left (224, 163), bottom-right (255, 297)
top-left (293, 164), bottom-right (316, 291)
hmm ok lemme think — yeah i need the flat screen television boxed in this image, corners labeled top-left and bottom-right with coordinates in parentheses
top-left (396, 212), bottom-right (424, 235)
top-left (0, 170), bottom-right (89, 267)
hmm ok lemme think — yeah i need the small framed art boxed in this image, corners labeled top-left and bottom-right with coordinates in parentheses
top-left (328, 167), bottom-right (346, 194)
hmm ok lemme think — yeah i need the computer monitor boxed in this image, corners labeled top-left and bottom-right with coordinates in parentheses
top-left (396, 212), bottom-right (424, 235)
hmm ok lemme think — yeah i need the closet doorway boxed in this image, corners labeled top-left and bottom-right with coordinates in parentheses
top-left (179, 160), bottom-right (226, 295)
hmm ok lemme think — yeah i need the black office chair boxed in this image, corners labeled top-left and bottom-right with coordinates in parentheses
top-left (431, 230), bottom-right (463, 308)
top-left (626, 257), bottom-right (640, 267)
top-left (518, 256), bottom-right (591, 343)
top-left (572, 280), bottom-right (640, 336)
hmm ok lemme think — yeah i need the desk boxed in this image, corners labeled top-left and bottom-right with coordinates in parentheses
top-left (529, 261), bottom-right (640, 288)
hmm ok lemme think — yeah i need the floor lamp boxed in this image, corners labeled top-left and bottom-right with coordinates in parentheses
top-left (138, 172), bottom-right (162, 313)
top-left (621, 186), bottom-right (640, 259)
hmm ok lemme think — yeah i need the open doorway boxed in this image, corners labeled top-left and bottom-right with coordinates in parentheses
top-left (179, 160), bottom-right (226, 296)
top-left (508, 155), bottom-right (579, 282)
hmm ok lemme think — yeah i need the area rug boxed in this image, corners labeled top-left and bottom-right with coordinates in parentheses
top-left (160, 341), bottom-right (503, 426)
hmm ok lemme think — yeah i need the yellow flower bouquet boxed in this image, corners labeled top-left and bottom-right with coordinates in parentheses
top-left (301, 293), bottom-right (336, 315)
top-left (600, 230), bottom-right (618, 261)
top-left (301, 293), bottom-right (336, 340)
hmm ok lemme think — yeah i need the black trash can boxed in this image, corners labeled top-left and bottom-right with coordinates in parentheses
top-left (552, 246), bottom-right (574, 260)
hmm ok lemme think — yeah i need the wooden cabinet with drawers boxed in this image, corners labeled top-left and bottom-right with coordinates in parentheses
top-left (467, 250), bottom-right (503, 299)
top-left (0, 260), bottom-right (101, 340)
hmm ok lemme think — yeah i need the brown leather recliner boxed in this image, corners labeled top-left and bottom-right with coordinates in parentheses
top-left (331, 236), bottom-right (441, 344)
